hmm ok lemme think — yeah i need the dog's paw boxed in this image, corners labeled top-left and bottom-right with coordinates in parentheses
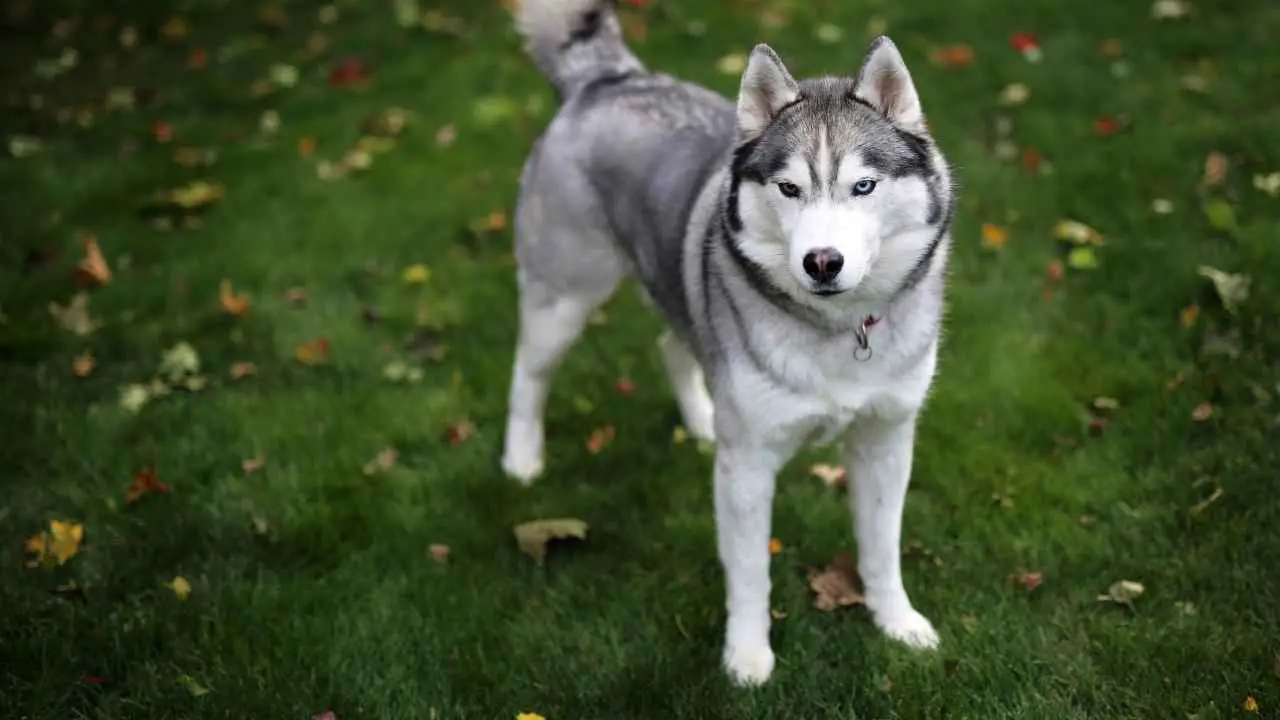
top-left (872, 607), bottom-right (940, 650)
top-left (684, 405), bottom-right (715, 443)
top-left (501, 449), bottom-right (544, 485)
top-left (723, 644), bottom-right (775, 687)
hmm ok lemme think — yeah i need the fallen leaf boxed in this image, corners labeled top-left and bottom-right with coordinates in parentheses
top-left (715, 53), bottom-right (747, 75)
top-left (1022, 148), bottom-right (1044, 173)
top-left (807, 553), bottom-right (864, 611)
top-left (402, 264), bottom-right (431, 284)
top-left (229, 361), bottom-right (258, 379)
top-left (363, 447), bottom-right (398, 475)
top-left (160, 16), bottom-right (188, 41)
top-left (187, 48), bottom-right (207, 69)
top-left (1010, 32), bottom-right (1040, 62)
top-left (177, 673), bottom-right (210, 697)
top-left (329, 58), bottom-right (369, 87)
top-left (172, 147), bottom-right (217, 167)
top-left (167, 576), bottom-right (191, 600)
top-left (298, 137), bottom-right (316, 157)
top-left (159, 342), bottom-right (200, 383)
top-left (126, 465), bottom-right (170, 504)
top-left (516, 714), bottom-right (546, 720)
top-left (1244, 696), bottom-right (1260, 713)
top-left (1180, 304), bottom-right (1200, 328)
top-left (435, 125), bottom-right (457, 146)
top-left (9, 134), bottom-right (43, 158)
top-left (295, 338), bottom-right (330, 365)
top-left (1253, 172), bottom-right (1280, 197)
top-left (446, 420), bottom-right (476, 446)
top-left (998, 82), bottom-right (1029, 106)
top-left (1202, 151), bottom-right (1228, 187)
top-left (313, 712), bottom-right (338, 720)
top-left (1197, 265), bottom-right (1250, 314)
top-left (81, 675), bottom-right (110, 685)
top-left (1191, 402), bottom-right (1214, 422)
top-left (810, 463), bottom-right (847, 489)
top-left (24, 520), bottom-right (85, 567)
top-left (73, 235), bottom-right (112, 287)
top-left (1190, 485), bottom-right (1223, 515)
top-left (930, 44), bottom-right (974, 68)
top-left (586, 425), bottom-right (615, 453)
top-left (151, 121), bottom-right (173, 143)
top-left (219, 279), bottom-right (250, 317)
top-left (1151, 198), bottom-right (1175, 214)
top-left (1053, 219), bottom-right (1104, 246)
top-left (119, 383), bottom-right (153, 413)
top-left (1098, 38), bottom-right (1124, 56)
top-left (1151, 0), bottom-right (1191, 20)
top-left (1097, 579), bottom-right (1144, 604)
top-left (165, 180), bottom-right (224, 210)
top-left (981, 223), bottom-right (1008, 250)
top-left (1066, 246), bottom-right (1099, 270)
top-left (242, 453), bottom-right (266, 475)
top-left (1012, 570), bottom-right (1043, 591)
top-left (382, 360), bottom-right (423, 383)
top-left (429, 543), bottom-right (451, 564)
top-left (360, 107), bottom-right (413, 138)
top-left (769, 537), bottom-right (782, 555)
top-left (49, 293), bottom-right (101, 335)
top-left (513, 518), bottom-right (589, 566)
top-left (72, 352), bottom-right (95, 377)
top-left (1094, 116), bottom-right (1119, 135)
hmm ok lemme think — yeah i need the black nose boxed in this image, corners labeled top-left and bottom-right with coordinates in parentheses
top-left (802, 248), bottom-right (844, 283)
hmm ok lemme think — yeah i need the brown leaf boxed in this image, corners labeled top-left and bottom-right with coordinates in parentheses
top-left (1202, 151), bottom-right (1228, 187)
top-left (219, 279), bottom-right (250, 316)
top-left (72, 352), bottom-right (95, 377)
top-left (229, 361), bottom-right (257, 379)
top-left (285, 287), bottom-right (308, 306)
top-left (73, 235), bottom-right (112, 287)
top-left (513, 518), bottom-right (589, 566)
top-left (428, 543), bottom-right (451, 564)
top-left (807, 552), bottom-right (864, 611)
top-left (586, 425), bottom-right (615, 453)
top-left (242, 453), bottom-right (266, 475)
top-left (1012, 570), bottom-right (1043, 591)
top-left (1191, 402), bottom-right (1214, 422)
top-left (295, 338), bottom-right (330, 365)
top-left (1180, 304), bottom-right (1200, 328)
top-left (930, 44), bottom-right (974, 68)
top-left (362, 447), bottom-right (398, 475)
top-left (446, 420), bottom-right (475, 446)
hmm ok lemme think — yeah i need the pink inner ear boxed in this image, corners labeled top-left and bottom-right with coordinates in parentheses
top-left (874, 68), bottom-right (902, 117)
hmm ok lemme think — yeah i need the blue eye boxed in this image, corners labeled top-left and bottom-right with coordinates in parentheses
top-left (853, 179), bottom-right (877, 196)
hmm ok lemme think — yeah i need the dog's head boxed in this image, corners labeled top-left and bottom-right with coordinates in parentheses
top-left (728, 38), bottom-right (952, 307)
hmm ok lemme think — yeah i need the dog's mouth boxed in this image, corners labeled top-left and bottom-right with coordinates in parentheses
top-left (811, 287), bottom-right (848, 297)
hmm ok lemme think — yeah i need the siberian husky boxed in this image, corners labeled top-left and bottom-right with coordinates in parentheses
top-left (501, 0), bottom-right (956, 685)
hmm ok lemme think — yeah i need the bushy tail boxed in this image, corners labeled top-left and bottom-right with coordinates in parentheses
top-left (513, 0), bottom-right (645, 98)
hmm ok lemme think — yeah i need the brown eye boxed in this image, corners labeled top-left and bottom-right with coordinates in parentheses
top-left (777, 182), bottom-right (801, 198)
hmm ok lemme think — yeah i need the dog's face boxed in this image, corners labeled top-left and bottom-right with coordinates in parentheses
top-left (729, 39), bottom-right (950, 305)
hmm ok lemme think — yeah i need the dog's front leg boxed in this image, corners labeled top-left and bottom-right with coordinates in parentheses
top-left (844, 411), bottom-right (940, 650)
top-left (715, 443), bottom-right (782, 686)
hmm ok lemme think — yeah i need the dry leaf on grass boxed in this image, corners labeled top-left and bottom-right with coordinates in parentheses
top-left (219, 279), bottom-right (250, 316)
top-left (177, 673), bottom-right (210, 697)
top-left (513, 518), bottom-right (588, 566)
top-left (1197, 266), bottom-right (1249, 314)
top-left (49, 293), bottom-right (100, 336)
top-left (126, 466), bottom-right (170, 504)
top-left (167, 576), bottom-right (191, 600)
top-left (586, 425), bottom-right (615, 453)
top-left (242, 453), bottom-right (266, 475)
top-left (810, 463), bottom-right (847, 489)
top-left (806, 553), bottom-right (864, 611)
top-left (229, 362), bottom-right (258, 379)
top-left (24, 520), bottom-right (84, 567)
top-left (72, 352), bottom-right (95, 377)
top-left (429, 543), bottom-right (451, 564)
top-left (73, 235), bottom-right (111, 287)
top-left (1202, 151), bottom-right (1228, 187)
top-left (1097, 579), bottom-right (1144, 605)
top-left (1191, 402), bottom-right (1214, 421)
top-left (362, 447), bottom-right (398, 475)
top-left (295, 338), bottom-right (330, 365)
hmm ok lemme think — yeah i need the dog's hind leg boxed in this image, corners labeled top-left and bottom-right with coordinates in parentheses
top-left (501, 272), bottom-right (619, 484)
top-left (658, 331), bottom-right (715, 442)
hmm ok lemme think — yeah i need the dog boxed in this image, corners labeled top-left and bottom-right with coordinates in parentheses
top-left (501, 0), bottom-right (956, 685)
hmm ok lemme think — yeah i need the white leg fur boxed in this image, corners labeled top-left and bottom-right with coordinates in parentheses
top-left (658, 331), bottom-right (715, 442)
top-left (501, 286), bottom-right (603, 484)
top-left (843, 412), bottom-right (939, 649)
top-left (715, 444), bottom-right (782, 685)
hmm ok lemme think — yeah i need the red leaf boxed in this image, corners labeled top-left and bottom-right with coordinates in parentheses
top-left (1010, 32), bottom-right (1038, 52)
top-left (1013, 570), bottom-right (1043, 591)
top-left (1094, 116), bottom-right (1119, 135)
top-left (328, 58), bottom-right (368, 87)
top-left (81, 675), bottom-right (111, 685)
top-left (151, 121), bottom-right (173, 143)
top-left (1021, 148), bottom-right (1043, 173)
top-left (615, 378), bottom-right (636, 396)
top-left (187, 48), bottom-right (207, 69)
top-left (125, 465), bottom-right (170, 504)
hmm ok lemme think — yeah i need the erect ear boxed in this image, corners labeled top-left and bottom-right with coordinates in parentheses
top-left (736, 44), bottom-right (800, 141)
top-left (854, 36), bottom-right (926, 133)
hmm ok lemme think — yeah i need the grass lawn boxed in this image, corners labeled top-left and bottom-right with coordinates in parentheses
top-left (3, 0), bottom-right (1279, 717)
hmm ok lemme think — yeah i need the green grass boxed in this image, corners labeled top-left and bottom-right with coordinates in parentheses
top-left (3, 0), bottom-right (1280, 717)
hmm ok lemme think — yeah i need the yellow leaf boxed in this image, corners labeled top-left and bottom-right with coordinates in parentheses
top-left (715, 53), bottom-right (746, 75)
top-left (1179, 305), bottom-right (1199, 328)
top-left (26, 520), bottom-right (84, 567)
top-left (402, 264), bottom-right (431, 284)
top-left (1243, 696), bottom-right (1259, 713)
top-left (516, 714), bottom-right (546, 720)
top-left (219, 279), bottom-right (250, 316)
top-left (1053, 219), bottom-right (1105, 246)
top-left (513, 518), bottom-right (588, 566)
top-left (981, 223), bottom-right (1008, 250)
top-left (295, 338), bottom-right (330, 365)
top-left (168, 576), bottom-right (192, 600)
top-left (769, 537), bottom-right (782, 555)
